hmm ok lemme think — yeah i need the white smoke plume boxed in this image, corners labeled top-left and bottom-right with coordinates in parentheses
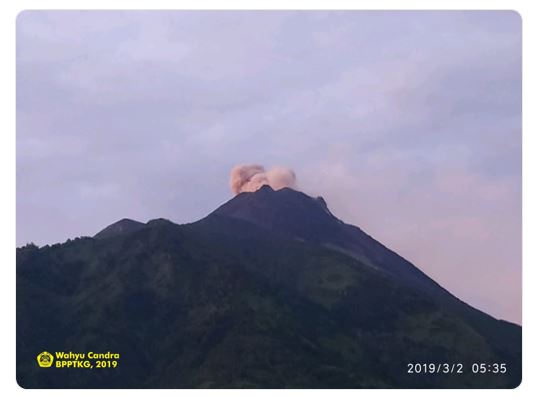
top-left (230, 164), bottom-right (297, 194)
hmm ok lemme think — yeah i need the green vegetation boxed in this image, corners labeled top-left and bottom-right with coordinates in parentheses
top-left (17, 215), bottom-right (521, 388)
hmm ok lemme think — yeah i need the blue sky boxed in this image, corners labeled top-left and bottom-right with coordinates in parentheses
top-left (16, 11), bottom-right (521, 323)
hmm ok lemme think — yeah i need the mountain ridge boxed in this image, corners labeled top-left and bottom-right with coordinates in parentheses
top-left (94, 218), bottom-right (145, 239)
top-left (16, 186), bottom-right (521, 388)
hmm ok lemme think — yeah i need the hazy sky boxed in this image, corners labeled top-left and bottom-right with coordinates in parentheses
top-left (16, 11), bottom-right (521, 324)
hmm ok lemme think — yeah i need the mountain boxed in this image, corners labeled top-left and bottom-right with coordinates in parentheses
top-left (211, 185), bottom-right (445, 293)
top-left (210, 186), bottom-right (521, 355)
top-left (16, 186), bottom-right (521, 388)
top-left (93, 218), bottom-right (145, 239)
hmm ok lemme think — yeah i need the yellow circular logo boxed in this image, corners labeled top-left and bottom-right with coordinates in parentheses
top-left (36, 351), bottom-right (54, 368)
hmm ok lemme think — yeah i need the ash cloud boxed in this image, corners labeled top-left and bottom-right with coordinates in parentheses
top-left (230, 164), bottom-right (296, 194)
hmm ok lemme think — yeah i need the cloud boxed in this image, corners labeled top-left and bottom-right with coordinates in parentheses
top-left (230, 164), bottom-right (296, 194)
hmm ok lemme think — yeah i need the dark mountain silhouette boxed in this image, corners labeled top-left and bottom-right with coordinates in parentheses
top-left (16, 186), bottom-right (521, 388)
top-left (210, 186), bottom-right (521, 356)
top-left (212, 185), bottom-right (445, 292)
top-left (94, 218), bottom-right (145, 239)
